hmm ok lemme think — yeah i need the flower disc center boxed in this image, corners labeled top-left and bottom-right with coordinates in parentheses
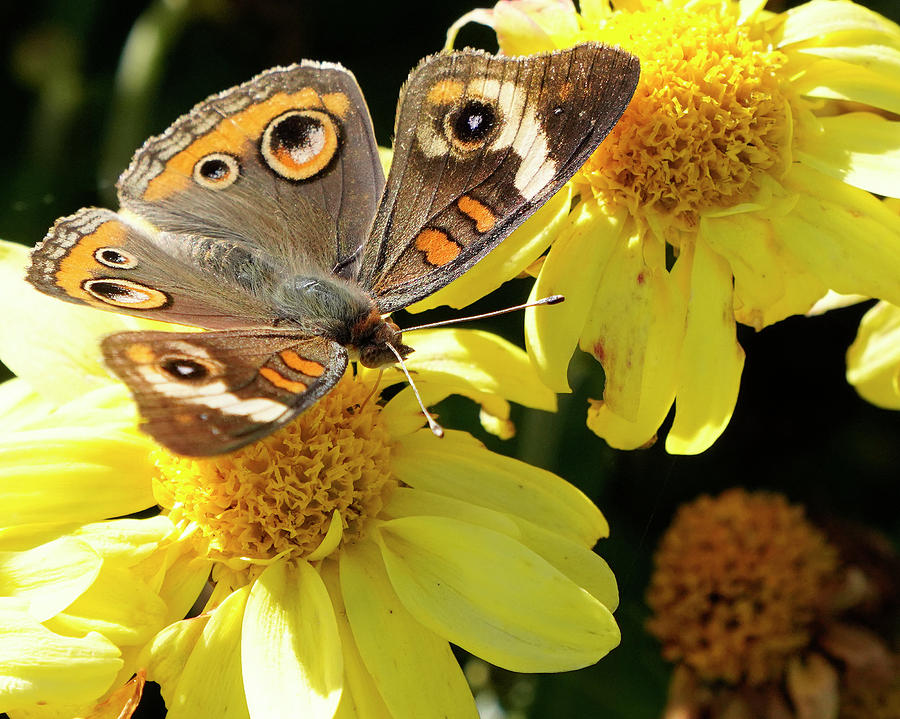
top-left (579, 2), bottom-right (793, 239)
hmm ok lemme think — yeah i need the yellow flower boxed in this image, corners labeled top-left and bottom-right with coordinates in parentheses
top-left (0, 239), bottom-right (620, 718)
top-left (646, 488), bottom-right (838, 686)
top-left (646, 489), bottom-right (899, 719)
top-left (437, 0), bottom-right (900, 454)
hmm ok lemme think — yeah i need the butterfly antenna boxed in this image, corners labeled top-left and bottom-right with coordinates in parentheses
top-left (385, 343), bottom-right (444, 438)
top-left (402, 294), bottom-right (564, 332)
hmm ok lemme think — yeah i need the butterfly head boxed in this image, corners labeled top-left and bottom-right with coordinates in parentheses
top-left (351, 307), bottom-right (412, 369)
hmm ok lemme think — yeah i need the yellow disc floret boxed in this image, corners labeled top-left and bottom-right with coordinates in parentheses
top-left (578, 1), bottom-right (793, 240)
top-left (646, 489), bottom-right (838, 685)
top-left (152, 374), bottom-right (396, 564)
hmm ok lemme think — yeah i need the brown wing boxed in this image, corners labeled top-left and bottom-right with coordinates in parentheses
top-left (357, 43), bottom-right (640, 312)
top-left (117, 62), bottom-right (384, 277)
top-left (102, 330), bottom-right (347, 456)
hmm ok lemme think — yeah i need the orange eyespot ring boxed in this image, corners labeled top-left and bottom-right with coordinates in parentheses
top-left (83, 278), bottom-right (171, 310)
top-left (261, 109), bottom-right (340, 181)
top-left (193, 153), bottom-right (240, 189)
top-left (444, 99), bottom-right (499, 152)
top-left (93, 246), bottom-right (138, 269)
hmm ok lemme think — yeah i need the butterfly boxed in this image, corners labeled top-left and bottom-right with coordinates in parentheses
top-left (27, 44), bottom-right (640, 456)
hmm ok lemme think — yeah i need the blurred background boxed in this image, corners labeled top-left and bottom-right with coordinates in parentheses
top-left (1, 0), bottom-right (897, 717)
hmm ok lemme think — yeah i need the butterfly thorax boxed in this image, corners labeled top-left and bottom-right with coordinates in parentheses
top-left (272, 274), bottom-right (410, 368)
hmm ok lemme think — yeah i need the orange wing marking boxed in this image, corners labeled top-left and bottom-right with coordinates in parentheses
top-left (414, 229), bottom-right (461, 266)
top-left (280, 350), bottom-right (326, 377)
top-left (143, 88), bottom-right (331, 201)
top-left (457, 195), bottom-right (496, 233)
top-left (260, 367), bottom-right (308, 393)
top-left (56, 220), bottom-right (129, 299)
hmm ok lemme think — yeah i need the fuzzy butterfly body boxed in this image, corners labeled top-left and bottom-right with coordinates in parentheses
top-left (27, 45), bottom-right (640, 456)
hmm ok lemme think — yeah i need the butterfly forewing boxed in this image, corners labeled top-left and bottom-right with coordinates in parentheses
top-left (102, 330), bottom-right (347, 455)
top-left (358, 43), bottom-right (640, 312)
top-left (116, 62), bottom-right (385, 277)
top-left (27, 207), bottom-right (274, 330)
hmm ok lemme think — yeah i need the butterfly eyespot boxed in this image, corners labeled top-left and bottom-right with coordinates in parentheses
top-left (82, 278), bottom-right (170, 309)
top-left (446, 100), bottom-right (498, 152)
top-left (193, 153), bottom-right (240, 189)
top-left (261, 109), bottom-right (340, 181)
top-left (159, 357), bottom-right (213, 382)
top-left (93, 247), bottom-right (138, 269)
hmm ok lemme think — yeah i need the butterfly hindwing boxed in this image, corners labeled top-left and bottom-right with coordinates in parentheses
top-left (102, 330), bottom-right (347, 455)
top-left (117, 62), bottom-right (384, 278)
top-left (358, 43), bottom-right (640, 312)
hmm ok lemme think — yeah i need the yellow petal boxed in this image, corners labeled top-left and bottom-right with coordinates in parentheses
top-left (445, 9), bottom-right (498, 49)
top-left (525, 202), bottom-right (626, 392)
top-left (778, 165), bottom-right (900, 306)
top-left (242, 560), bottom-right (342, 719)
top-left (797, 42), bottom-right (900, 78)
top-left (0, 537), bottom-right (101, 622)
top-left (807, 290), bottom-right (870, 316)
top-left (47, 567), bottom-right (168, 647)
top-left (0, 241), bottom-right (125, 402)
top-left (738, 0), bottom-right (769, 23)
top-left (847, 301), bottom-right (900, 409)
top-left (513, 519), bottom-right (619, 611)
top-left (393, 429), bottom-right (606, 545)
top-left (140, 614), bottom-right (210, 707)
top-left (0, 424), bottom-right (156, 529)
top-left (579, 0), bottom-right (613, 24)
top-left (155, 547), bottom-right (210, 625)
top-left (700, 207), bottom-right (831, 328)
top-left (494, 0), bottom-right (581, 54)
top-left (796, 113), bottom-right (900, 198)
top-left (83, 671), bottom-right (145, 719)
top-left (776, 0), bottom-right (900, 49)
top-left (789, 55), bottom-right (900, 115)
top-left (0, 379), bottom-right (54, 433)
top-left (165, 586), bottom-right (251, 719)
top-left (383, 487), bottom-right (618, 610)
top-left (585, 247), bottom-right (690, 449)
top-left (700, 213), bottom-right (784, 328)
top-left (666, 242), bottom-right (746, 455)
top-left (403, 328), bottom-right (556, 412)
top-left (383, 487), bottom-right (524, 535)
top-left (321, 561), bottom-right (393, 719)
top-left (0, 600), bottom-right (122, 713)
top-left (408, 185), bottom-right (571, 312)
top-left (340, 541), bottom-right (477, 719)
top-left (376, 516), bottom-right (620, 672)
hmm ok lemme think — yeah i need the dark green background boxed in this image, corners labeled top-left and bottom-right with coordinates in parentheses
top-left (1, 1), bottom-right (897, 717)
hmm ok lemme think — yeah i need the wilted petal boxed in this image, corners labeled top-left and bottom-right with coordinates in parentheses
top-left (526, 202), bottom-right (626, 392)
